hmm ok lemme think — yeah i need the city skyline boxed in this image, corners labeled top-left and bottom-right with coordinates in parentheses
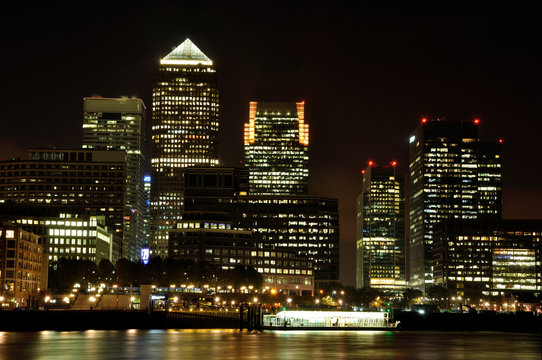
top-left (1, 3), bottom-right (541, 286)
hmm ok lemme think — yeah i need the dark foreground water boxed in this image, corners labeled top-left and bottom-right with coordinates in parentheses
top-left (0, 329), bottom-right (539, 359)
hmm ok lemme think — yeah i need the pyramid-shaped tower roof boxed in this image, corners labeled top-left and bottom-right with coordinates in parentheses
top-left (160, 39), bottom-right (213, 65)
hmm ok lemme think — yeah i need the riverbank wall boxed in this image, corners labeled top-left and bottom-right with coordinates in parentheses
top-left (0, 310), bottom-right (540, 333)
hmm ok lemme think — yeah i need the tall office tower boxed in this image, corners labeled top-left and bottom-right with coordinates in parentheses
top-left (243, 101), bottom-right (309, 195)
top-left (355, 162), bottom-right (405, 292)
top-left (150, 39), bottom-right (220, 257)
top-left (82, 97), bottom-right (146, 261)
top-left (408, 118), bottom-right (502, 289)
top-left (0, 149), bottom-right (127, 261)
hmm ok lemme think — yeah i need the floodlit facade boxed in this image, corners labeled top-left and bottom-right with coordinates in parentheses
top-left (83, 96), bottom-right (146, 261)
top-left (0, 203), bottom-right (114, 264)
top-left (408, 118), bottom-right (502, 289)
top-left (432, 219), bottom-right (542, 298)
top-left (243, 101), bottom-right (309, 195)
top-left (150, 39), bottom-right (220, 258)
top-left (0, 223), bottom-right (48, 307)
top-left (0, 149), bottom-right (126, 260)
top-left (17, 214), bottom-right (112, 264)
top-left (356, 163), bottom-right (405, 291)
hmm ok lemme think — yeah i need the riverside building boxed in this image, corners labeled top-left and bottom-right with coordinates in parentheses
top-left (0, 222), bottom-right (48, 307)
top-left (0, 203), bottom-right (113, 264)
top-left (181, 167), bottom-right (340, 285)
top-left (150, 39), bottom-right (220, 258)
top-left (168, 219), bottom-right (314, 295)
top-left (432, 219), bottom-right (542, 299)
top-left (82, 96), bottom-right (146, 261)
top-left (355, 162), bottom-right (406, 292)
top-left (408, 118), bottom-right (502, 289)
top-left (0, 149), bottom-right (126, 260)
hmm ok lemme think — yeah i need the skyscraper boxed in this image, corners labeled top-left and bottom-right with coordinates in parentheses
top-left (82, 96), bottom-right (146, 261)
top-left (243, 101), bottom-right (309, 195)
top-left (150, 39), bottom-right (219, 257)
top-left (355, 162), bottom-right (405, 291)
top-left (408, 118), bottom-right (502, 289)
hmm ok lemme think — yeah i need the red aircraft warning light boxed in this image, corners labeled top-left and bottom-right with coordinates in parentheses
top-left (499, 139), bottom-right (503, 143)
top-left (421, 117), bottom-right (427, 124)
top-left (368, 160), bottom-right (374, 166)
top-left (391, 161), bottom-right (397, 167)
top-left (474, 118), bottom-right (480, 124)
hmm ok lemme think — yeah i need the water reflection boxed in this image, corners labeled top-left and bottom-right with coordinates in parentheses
top-left (0, 330), bottom-right (538, 360)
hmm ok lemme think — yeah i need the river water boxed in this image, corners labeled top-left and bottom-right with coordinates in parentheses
top-left (0, 329), bottom-right (539, 359)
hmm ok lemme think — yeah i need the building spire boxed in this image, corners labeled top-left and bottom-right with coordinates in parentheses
top-left (160, 39), bottom-right (212, 65)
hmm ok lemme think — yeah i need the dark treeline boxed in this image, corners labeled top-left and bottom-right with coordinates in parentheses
top-left (48, 258), bottom-right (263, 293)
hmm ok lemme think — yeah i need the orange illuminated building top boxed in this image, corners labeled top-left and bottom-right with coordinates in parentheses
top-left (244, 101), bottom-right (309, 146)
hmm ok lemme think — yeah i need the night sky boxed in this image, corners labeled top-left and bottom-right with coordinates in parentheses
top-left (1, 2), bottom-right (540, 286)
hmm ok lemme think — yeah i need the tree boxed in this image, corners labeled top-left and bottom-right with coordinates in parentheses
top-left (48, 258), bottom-right (97, 292)
top-left (400, 288), bottom-right (423, 309)
top-left (426, 284), bottom-right (450, 307)
top-left (117, 258), bottom-right (145, 286)
top-left (227, 265), bottom-right (263, 290)
top-left (97, 259), bottom-right (115, 284)
top-left (351, 287), bottom-right (383, 309)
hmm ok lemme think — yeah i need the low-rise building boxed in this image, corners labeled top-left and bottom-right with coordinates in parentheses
top-left (0, 223), bottom-right (48, 307)
top-left (0, 203), bottom-right (113, 264)
top-left (433, 219), bottom-right (542, 298)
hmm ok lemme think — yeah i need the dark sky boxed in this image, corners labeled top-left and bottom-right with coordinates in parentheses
top-left (1, 2), bottom-right (541, 286)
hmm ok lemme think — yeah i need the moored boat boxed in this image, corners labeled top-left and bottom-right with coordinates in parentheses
top-left (262, 310), bottom-right (397, 330)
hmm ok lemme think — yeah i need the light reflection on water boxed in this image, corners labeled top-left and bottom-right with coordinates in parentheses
top-left (0, 329), bottom-right (539, 360)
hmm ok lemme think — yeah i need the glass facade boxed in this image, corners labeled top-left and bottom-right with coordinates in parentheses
top-left (356, 164), bottom-right (405, 291)
top-left (181, 167), bottom-right (340, 284)
top-left (82, 97), bottom-right (146, 261)
top-left (169, 220), bottom-right (314, 294)
top-left (243, 101), bottom-right (309, 195)
top-left (150, 39), bottom-right (220, 257)
top-left (492, 249), bottom-right (537, 291)
top-left (408, 119), bottom-right (502, 289)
